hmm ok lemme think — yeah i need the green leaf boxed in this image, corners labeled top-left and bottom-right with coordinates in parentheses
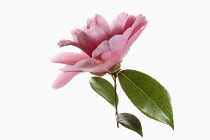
top-left (118, 70), bottom-right (174, 129)
top-left (89, 77), bottom-right (118, 107)
top-left (116, 113), bottom-right (143, 137)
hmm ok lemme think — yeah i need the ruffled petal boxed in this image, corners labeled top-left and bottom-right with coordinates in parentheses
top-left (86, 25), bottom-right (108, 47)
top-left (87, 17), bottom-right (96, 29)
top-left (51, 52), bottom-right (90, 65)
top-left (111, 13), bottom-right (129, 36)
top-left (124, 15), bottom-right (136, 31)
top-left (100, 35), bottom-right (128, 67)
top-left (93, 35), bottom-right (127, 62)
top-left (52, 72), bottom-right (80, 89)
top-left (95, 14), bottom-right (111, 37)
top-left (129, 14), bottom-right (148, 39)
top-left (92, 35), bottom-right (128, 72)
top-left (87, 14), bottom-right (111, 37)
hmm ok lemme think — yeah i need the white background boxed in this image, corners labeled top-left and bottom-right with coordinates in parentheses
top-left (0, 0), bottom-right (210, 139)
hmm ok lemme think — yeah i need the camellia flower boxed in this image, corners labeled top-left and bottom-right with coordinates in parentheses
top-left (52, 13), bottom-right (147, 89)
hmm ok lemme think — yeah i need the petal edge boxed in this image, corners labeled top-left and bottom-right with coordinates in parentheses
top-left (52, 72), bottom-right (81, 89)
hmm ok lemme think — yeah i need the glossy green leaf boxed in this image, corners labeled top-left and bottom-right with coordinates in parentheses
top-left (118, 70), bottom-right (174, 129)
top-left (116, 113), bottom-right (143, 137)
top-left (89, 77), bottom-right (118, 107)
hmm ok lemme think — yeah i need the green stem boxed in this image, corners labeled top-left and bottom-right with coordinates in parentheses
top-left (111, 70), bottom-right (120, 128)
top-left (113, 74), bottom-right (118, 116)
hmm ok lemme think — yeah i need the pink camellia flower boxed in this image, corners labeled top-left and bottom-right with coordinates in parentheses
top-left (52, 13), bottom-right (147, 89)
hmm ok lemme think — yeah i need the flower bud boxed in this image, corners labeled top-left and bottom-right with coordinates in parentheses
top-left (109, 63), bottom-right (121, 74)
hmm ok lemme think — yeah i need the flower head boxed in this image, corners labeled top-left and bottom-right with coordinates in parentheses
top-left (52, 13), bottom-right (147, 89)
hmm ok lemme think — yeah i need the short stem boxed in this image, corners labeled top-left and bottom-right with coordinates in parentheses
top-left (112, 72), bottom-right (120, 128)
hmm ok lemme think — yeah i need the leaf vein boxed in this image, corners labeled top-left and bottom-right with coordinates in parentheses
top-left (120, 72), bottom-right (170, 122)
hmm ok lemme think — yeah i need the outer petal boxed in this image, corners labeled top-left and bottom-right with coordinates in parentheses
top-left (129, 14), bottom-right (148, 39)
top-left (125, 24), bottom-right (147, 53)
top-left (51, 52), bottom-right (90, 65)
top-left (109, 35), bottom-right (128, 52)
top-left (119, 15), bottom-right (147, 59)
top-left (57, 40), bottom-right (80, 48)
top-left (111, 13), bottom-right (129, 36)
top-left (52, 72), bottom-right (81, 89)
top-left (60, 58), bottom-right (102, 72)
top-left (122, 27), bottom-right (133, 40)
top-left (57, 39), bottom-right (94, 57)
top-left (86, 25), bottom-right (108, 47)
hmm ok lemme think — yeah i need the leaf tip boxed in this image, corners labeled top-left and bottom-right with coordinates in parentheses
top-left (170, 122), bottom-right (175, 130)
top-left (116, 113), bottom-right (143, 137)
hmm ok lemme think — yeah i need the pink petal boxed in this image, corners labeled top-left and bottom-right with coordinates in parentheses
top-left (51, 52), bottom-right (90, 65)
top-left (93, 35), bottom-right (127, 64)
top-left (129, 14), bottom-right (148, 39)
top-left (87, 14), bottom-right (111, 37)
top-left (60, 58), bottom-right (101, 72)
top-left (122, 27), bottom-right (133, 40)
top-left (124, 15), bottom-right (136, 31)
top-left (111, 13), bottom-right (129, 36)
top-left (92, 40), bottom-right (111, 59)
top-left (52, 72), bottom-right (80, 89)
top-left (87, 22), bottom-right (97, 29)
top-left (57, 40), bottom-right (80, 48)
top-left (87, 18), bottom-right (96, 29)
top-left (123, 24), bottom-right (147, 59)
top-left (71, 29), bottom-right (82, 42)
top-left (57, 39), bottom-right (94, 57)
top-left (86, 25), bottom-right (108, 47)
top-left (98, 35), bottom-right (129, 70)
top-left (109, 35), bottom-right (128, 52)
top-left (117, 15), bottom-right (147, 58)
top-left (95, 14), bottom-right (111, 37)
top-left (77, 31), bottom-right (96, 57)
top-left (92, 54), bottom-right (123, 74)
